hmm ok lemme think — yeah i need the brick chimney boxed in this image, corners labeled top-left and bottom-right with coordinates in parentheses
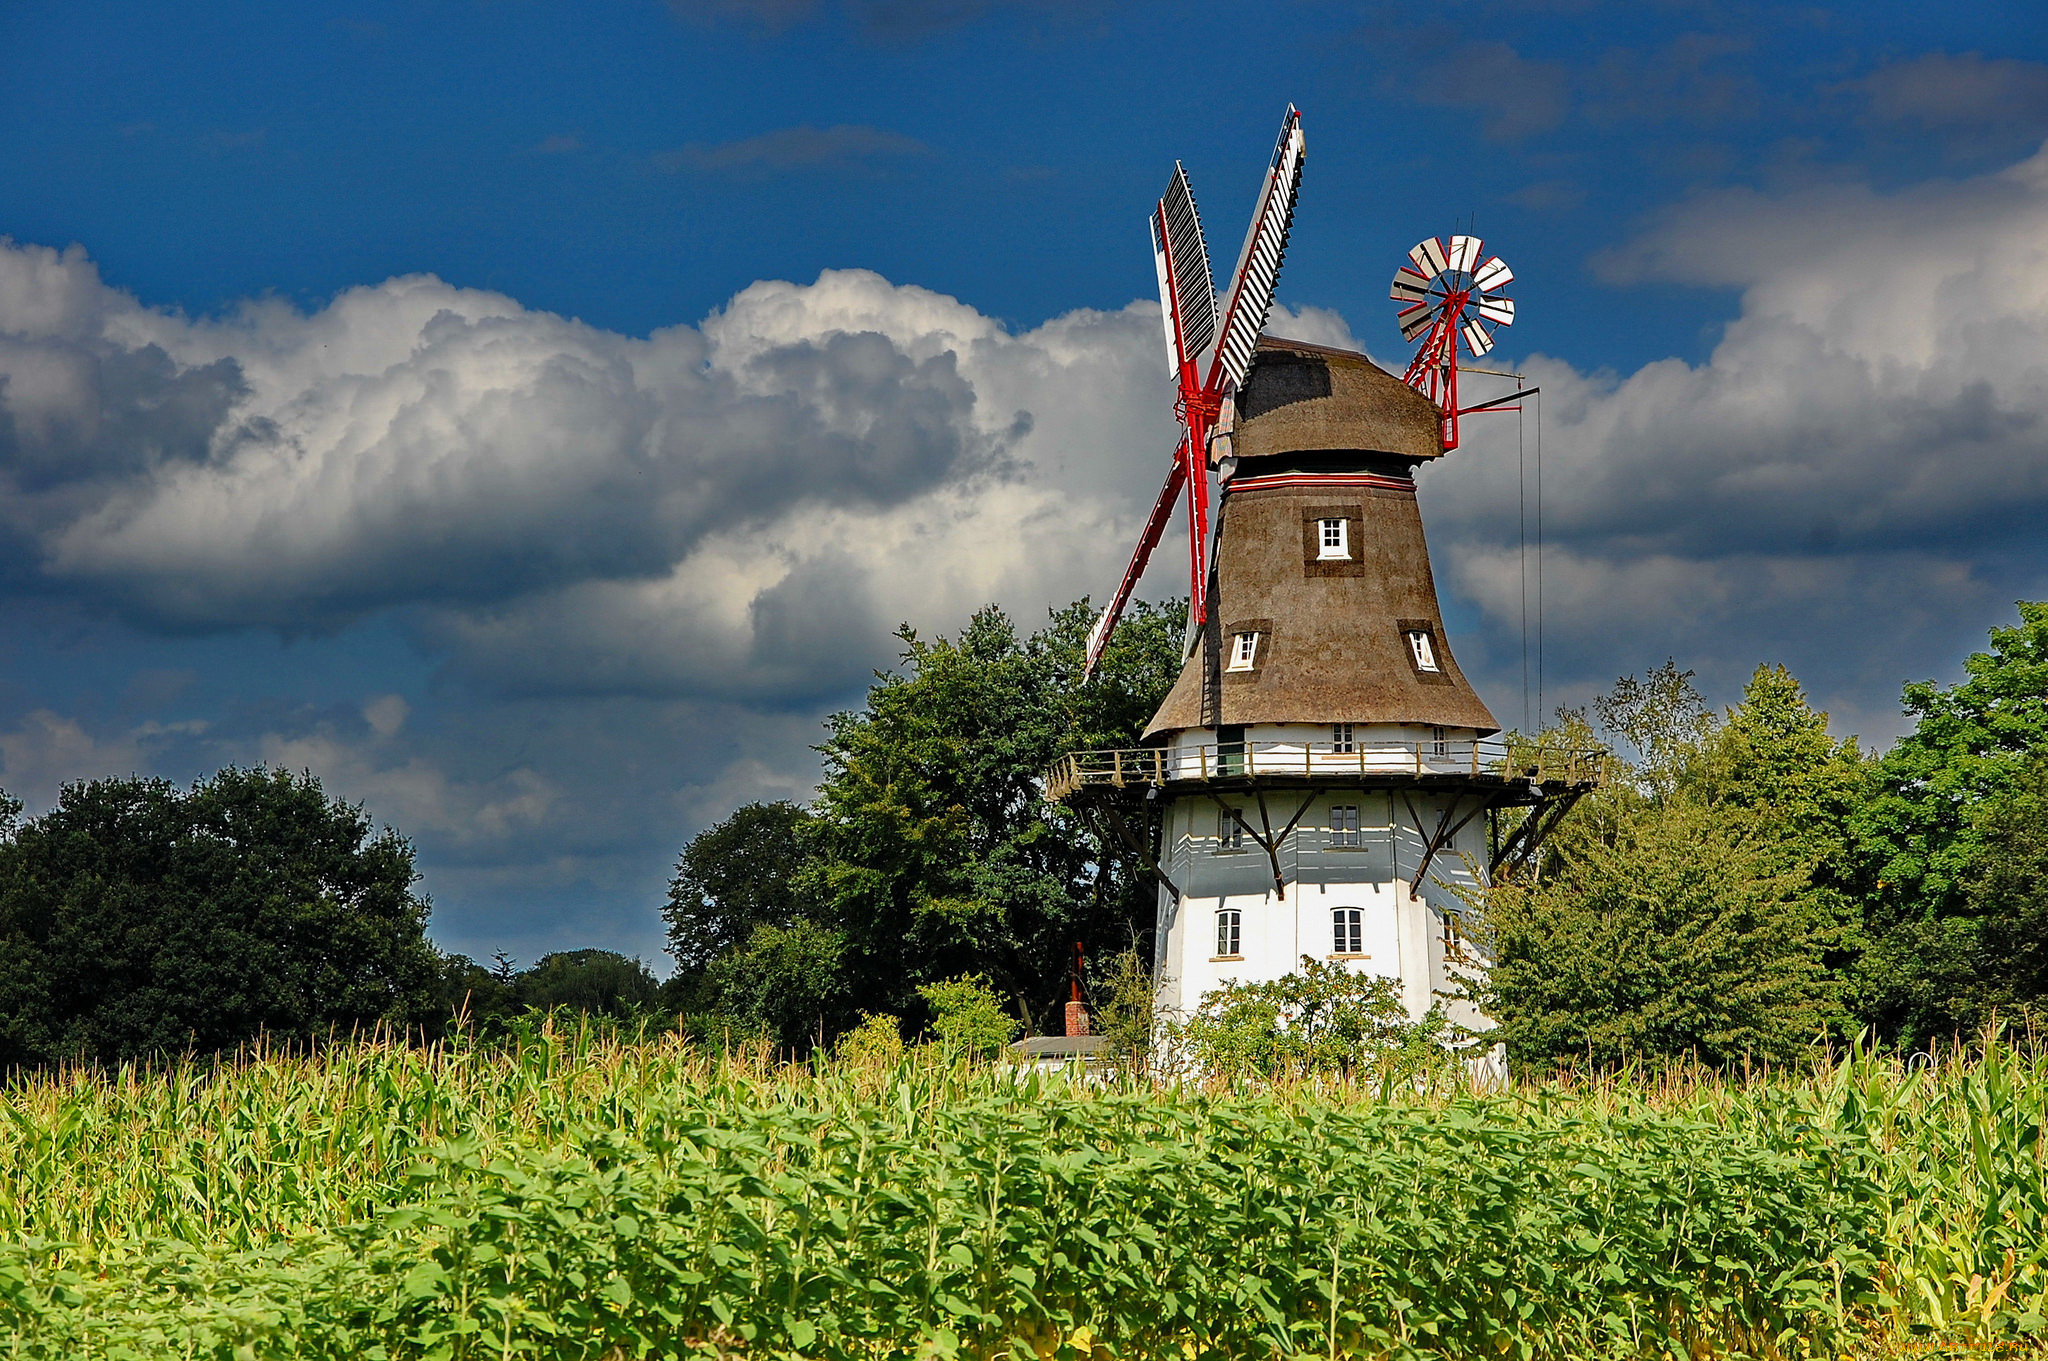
top-left (1064, 941), bottom-right (1089, 1037)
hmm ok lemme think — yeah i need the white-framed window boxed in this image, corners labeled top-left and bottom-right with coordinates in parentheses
top-left (1332, 908), bottom-right (1364, 956)
top-left (1432, 725), bottom-right (1449, 758)
top-left (1215, 908), bottom-right (1242, 958)
top-left (1331, 722), bottom-right (1354, 753)
top-left (1439, 910), bottom-right (1470, 964)
top-left (1216, 808), bottom-right (1245, 852)
top-left (1406, 629), bottom-right (1440, 673)
top-left (1318, 517), bottom-right (1349, 560)
top-left (1227, 631), bottom-right (1259, 672)
top-left (1329, 804), bottom-right (1361, 847)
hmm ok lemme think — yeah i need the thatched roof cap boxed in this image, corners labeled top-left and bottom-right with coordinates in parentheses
top-left (1233, 336), bottom-right (1443, 464)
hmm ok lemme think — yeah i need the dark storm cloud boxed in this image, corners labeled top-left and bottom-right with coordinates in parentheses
top-left (0, 250), bottom-right (1177, 711)
top-left (1859, 53), bottom-right (2048, 134)
top-left (0, 342), bottom-right (244, 492)
top-left (655, 124), bottom-right (929, 175)
top-left (665, 0), bottom-right (1099, 40)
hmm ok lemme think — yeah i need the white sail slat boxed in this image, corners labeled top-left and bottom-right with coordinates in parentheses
top-left (1472, 255), bottom-right (1514, 292)
top-left (1208, 106), bottom-right (1306, 393)
top-left (1155, 164), bottom-right (1217, 377)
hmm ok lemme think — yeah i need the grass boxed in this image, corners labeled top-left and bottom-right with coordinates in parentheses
top-left (0, 1021), bottom-right (2041, 1359)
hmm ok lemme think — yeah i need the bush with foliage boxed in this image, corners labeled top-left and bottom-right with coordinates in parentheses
top-left (914, 972), bottom-right (1019, 1057)
top-left (1176, 957), bottom-right (1464, 1081)
top-left (834, 1011), bottom-right (906, 1066)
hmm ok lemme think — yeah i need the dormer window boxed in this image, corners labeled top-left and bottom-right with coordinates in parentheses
top-left (1317, 518), bottom-right (1349, 560)
top-left (1227, 631), bottom-right (1259, 672)
top-left (1406, 629), bottom-right (1440, 673)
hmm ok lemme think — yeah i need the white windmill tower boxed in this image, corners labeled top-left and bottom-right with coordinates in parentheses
top-left (1051, 110), bottom-right (1596, 1038)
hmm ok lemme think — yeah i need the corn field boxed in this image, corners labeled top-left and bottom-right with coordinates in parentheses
top-left (0, 1025), bottom-right (2042, 1360)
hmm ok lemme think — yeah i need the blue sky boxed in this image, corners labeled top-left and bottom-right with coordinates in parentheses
top-left (3, 0), bottom-right (2046, 967)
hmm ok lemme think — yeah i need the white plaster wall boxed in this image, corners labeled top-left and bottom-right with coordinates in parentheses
top-left (1151, 782), bottom-right (1493, 1029)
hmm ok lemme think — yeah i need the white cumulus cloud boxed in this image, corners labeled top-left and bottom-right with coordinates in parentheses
top-left (1430, 141), bottom-right (2048, 734)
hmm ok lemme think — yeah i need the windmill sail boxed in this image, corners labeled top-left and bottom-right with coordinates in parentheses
top-left (1208, 106), bottom-right (1306, 394)
top-left (1085, 448), bottom-right (1189, 676)
top-left (1151, 165), bottom-right (1217, 378)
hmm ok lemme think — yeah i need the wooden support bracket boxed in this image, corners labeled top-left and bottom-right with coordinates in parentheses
top-left (1092, 800), bottom-right (1181, 902)
top-left (1207, 788), bottom-right (1316, 900)
top-left (1487, 787), bottom-right (1588, 883)
top-left (1399, 789), bottom-right (1500, 895)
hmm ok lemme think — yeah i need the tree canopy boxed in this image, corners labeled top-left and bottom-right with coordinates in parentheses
top-left (1476, 664), bottom-right (1863, 1072)
top-left (0, 767), bottom-right (438, 1066)
top-left (1478, 607), bottom-right (2048, 1068)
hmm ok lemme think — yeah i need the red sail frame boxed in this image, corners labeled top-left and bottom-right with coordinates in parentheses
top-left (1083, 107), bottom-right (1304, 680)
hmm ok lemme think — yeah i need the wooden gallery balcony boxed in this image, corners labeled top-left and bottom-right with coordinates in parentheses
top-left (1044, 737), bottom-right (1605, 894)
top-left (1045, 737), bottom-right (1603, 804)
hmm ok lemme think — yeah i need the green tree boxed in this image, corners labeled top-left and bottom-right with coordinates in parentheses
top-left (1852, 604), bottom-right (2048, 1042)
top-left (1708, 665), bottom-right (1867, 846)
top-left (1474, 798), bottom-right (1845, 1072)
top-left (1858, 750), bottom-right (2048, 1041)
top-left (1856, 601), bottom-right (2048, 913)
top-left (702, 920), bottom-right (850, 1053)
top-left (1962, 751), bottom-right (2048, 1021)
top-left (1476, 664), bottom-right (1861, 1072)
top-left (517, 949), bottom-right (660, 1017)
top-left (1593, 659), bottom-right (1715, 803)
top-left (0, 768), bottom-right (438, 1067)
top-left (434, 951), bottom-right (519, 1029)
top-left (663, 801), bottom-right (816, 972)
top-left (796, 597), bottom-right (1184, 1033)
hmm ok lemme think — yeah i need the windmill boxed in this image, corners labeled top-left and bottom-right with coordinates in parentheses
top-left (1389, 235), bottom-right (1515, 450)
top-left (1082, 105), bottom-right (1307, 679)
top-left (1043, 179), bottom-right (1596, 1053)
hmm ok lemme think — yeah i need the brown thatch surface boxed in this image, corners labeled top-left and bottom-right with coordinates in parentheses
top-left (1232, 336), bottom-right (1443, 464)
top-left (1145, 479), bottom-right (1498, 737)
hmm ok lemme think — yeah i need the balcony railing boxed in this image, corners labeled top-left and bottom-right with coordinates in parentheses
top-left (1045, 738), bottom-right (1604, 802)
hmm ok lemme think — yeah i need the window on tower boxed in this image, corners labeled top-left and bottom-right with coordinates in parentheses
top-left (1331, 908), bottom-right (1364, 956)
top-left (1331, 722), bottom-right (1354, 753)
top-left (1215, 909), bottom-right (1242, 958)
top-left (1216, 808), bottom-right (1246, 853)
top-left (1227, 631), bottom-right (1259, 672)
top-left (1439, 910), bottom-right (1471, 964)
top-left (1406, 629), bottom-right (1441, 673)
top-left (1318, 518), bottom-right (1349, 560)
top-left (1329, 804), bottom-right (1361, 847)
top-left (1432, 725), bottom-right (1449, 758)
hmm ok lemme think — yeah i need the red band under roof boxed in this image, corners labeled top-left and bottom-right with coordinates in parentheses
top-left (1225, 471), bottom-right (1415, 495)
